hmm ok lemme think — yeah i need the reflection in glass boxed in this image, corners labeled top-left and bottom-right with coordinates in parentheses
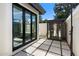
top-left (13, 4), bottom-right (37, 50)
top-left (13, 5), bottom-right (23, 47)
top-left (32, 14), bottom-right (36, 40)
top-left (25, 11), bottom-right (31, 42)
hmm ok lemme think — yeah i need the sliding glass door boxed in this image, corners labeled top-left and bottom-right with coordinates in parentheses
top-left (32, 14), bottom-right (37, 40)
top-left (25, 11), bottom-right (31, 43)
top-left (13, 5), bottom-right (23, 48)
top-left (13, 4), bottom-right (37, 50)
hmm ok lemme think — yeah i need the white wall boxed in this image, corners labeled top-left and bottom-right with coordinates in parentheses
top-left (0, 3), bottom-right (12, 56)
top-left (39, 23), bottom-right (47, 36)
top-left (0, 3), bottom-right (40, 56)
top-left (66, 15), bottom-right (71, 45)
top-left (66, 5), bottom-right (79, 56)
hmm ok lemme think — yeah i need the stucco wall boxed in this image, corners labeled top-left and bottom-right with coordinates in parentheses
top-left (0, 3), bottom-right (40, 56)
top-left (0, 3), bottom-right (12, 56)
top-left (66, 5), bottom-right (79, 56)
top-left (66, 15), bottom-right (71, 45)
top-left (39, 23), bottom-right (47, 36)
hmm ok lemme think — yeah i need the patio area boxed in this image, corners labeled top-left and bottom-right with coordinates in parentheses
top-left (13, 38), bottom-right (70, 56)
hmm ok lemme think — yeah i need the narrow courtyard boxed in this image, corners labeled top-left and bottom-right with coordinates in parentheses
top-left (14, 38), bottom-right (70, 56)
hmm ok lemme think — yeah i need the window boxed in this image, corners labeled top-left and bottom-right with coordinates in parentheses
top-left (13, 4), bottom-right (23, 48)
top-left (13, 4), bottom-right (37, 50)
top-left (25, 11), bottom-right (31, 43)
top-left (32, 14), bottom-right (37, 40)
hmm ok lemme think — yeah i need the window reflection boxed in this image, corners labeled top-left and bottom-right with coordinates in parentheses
top-left (32, 14), bottom-right (37, 40)
top-left (25, 11), bottom-right (31, 42)
top-left (13, 5), bottom-right (23, 47)
top-left (13, 4), bottom-right (37, 50)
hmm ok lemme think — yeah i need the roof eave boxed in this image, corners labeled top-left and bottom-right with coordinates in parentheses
top-left (29, 3), bottom-right (46, 15)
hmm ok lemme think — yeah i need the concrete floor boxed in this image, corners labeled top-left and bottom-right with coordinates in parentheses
top-left (14, 38), bottom-right (71, 56)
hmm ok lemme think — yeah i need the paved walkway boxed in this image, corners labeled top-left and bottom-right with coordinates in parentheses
top-left (14, 38), bottom-right (71, 56)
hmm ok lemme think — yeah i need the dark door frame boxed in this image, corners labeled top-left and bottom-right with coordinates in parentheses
top-left (70, 4), bottom-right (73, 56)
top-left (12, 3), bottom-right (37, 51)
top-left (47, 20), bottom-right (65, 41)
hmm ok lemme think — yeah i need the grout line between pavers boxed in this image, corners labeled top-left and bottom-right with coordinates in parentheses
top-left (45, 40), bottom-right (53, 56)
top-left (31, 39), bottom-right (47, 55)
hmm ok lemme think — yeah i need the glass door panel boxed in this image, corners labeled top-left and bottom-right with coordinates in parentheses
top-left (13, 5), bottom-right (23, 48)
top-left (32, 14), bottom-right (37, 40)
top-left (13, 4), bottom-right (37, 50)
top-left (25, 11), bottom-right (31, 42)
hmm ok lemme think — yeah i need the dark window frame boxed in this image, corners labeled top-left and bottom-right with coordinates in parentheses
top-left (12, 3), bottom-right (37, 51)
top-left (32, 14), bottom-right (37, 40)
